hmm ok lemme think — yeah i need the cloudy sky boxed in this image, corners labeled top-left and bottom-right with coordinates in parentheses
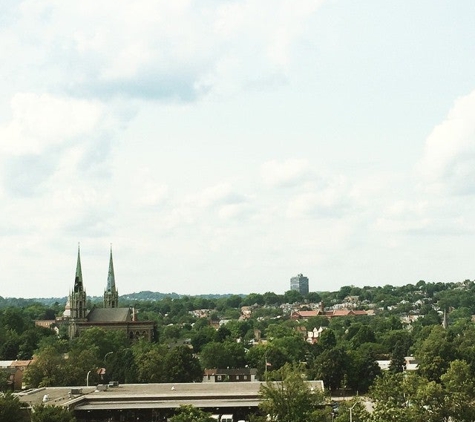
top-left (1, 1), bottom-right (475, 298)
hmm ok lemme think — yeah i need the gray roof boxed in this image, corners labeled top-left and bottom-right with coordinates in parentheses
top-left (16, 381), bottom-right (326, 413)
top-left (86, 308), bottom-right (131, 322)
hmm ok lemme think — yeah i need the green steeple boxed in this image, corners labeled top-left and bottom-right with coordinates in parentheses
top-left (70, 243), bottom-right (87, 329)
top-left (104, 244), bottom-right (119, 308)
top-left (106, 244), bottom-right (116, 292)
top-left (74, 243), bottom-right (83, 293)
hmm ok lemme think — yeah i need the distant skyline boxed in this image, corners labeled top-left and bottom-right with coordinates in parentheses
top-left (1, 1), bottom-right (475, 298)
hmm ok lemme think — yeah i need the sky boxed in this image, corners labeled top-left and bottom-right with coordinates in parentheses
top-left (1, 0), bottom-right (475, 299)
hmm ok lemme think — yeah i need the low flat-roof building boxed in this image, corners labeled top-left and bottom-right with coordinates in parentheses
top-left (203, 368), bottom-right (258, 383)
top-left (16, 381), bottom-right (325, 422)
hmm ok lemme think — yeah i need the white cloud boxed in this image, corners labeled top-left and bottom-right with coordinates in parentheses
top-left (417, 89), bottom-right (475, 194)
top-left (185, 183), bottom-right (244, 209)
top-left (130, 168), bottom-right (169, 209)
top-left (375, 200), bottom-right (431, 233)
top-left (286, 175), bottom-right (352, 218)
top-left (0, 93), bottom-right (104, 155)
top-left (261, 159), bottom-right (312, 187)
top-left (218, 202), bottom-right (253, 221)
top-left (3, 0), bottom-right (325, 101)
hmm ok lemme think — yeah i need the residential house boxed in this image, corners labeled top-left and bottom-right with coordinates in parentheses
top-left (203, 368), bottom-right (258, 383)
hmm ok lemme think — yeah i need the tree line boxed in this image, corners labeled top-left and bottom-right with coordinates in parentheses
top-left (2, 281), bottom-right (475, 420)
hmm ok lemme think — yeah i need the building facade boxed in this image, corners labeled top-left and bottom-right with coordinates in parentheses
top-left (290, 273), bottom-right (309, 295)
top-left (66, 245), bottom-right (155, 341)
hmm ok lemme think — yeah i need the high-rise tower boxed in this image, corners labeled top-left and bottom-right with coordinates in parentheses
top-left (290, 273), bottom-right (309, 296)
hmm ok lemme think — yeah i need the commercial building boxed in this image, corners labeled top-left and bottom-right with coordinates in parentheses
top-left (16, 381), bottom-right (325, 421)
top-left (290, 273), bottom-right (309, 295)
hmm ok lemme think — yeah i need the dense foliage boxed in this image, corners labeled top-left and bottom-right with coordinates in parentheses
top-left (0, 392), bottom-right (29, 422)
top-left (169, 405), bottom-right (216, 422)
top-left (259, 363), bottom-right (327, 422)
top-left (2, 278), bottom-right (475, 418)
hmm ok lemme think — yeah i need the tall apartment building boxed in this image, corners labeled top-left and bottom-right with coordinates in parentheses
top-left (290, 273), bottom-right (309, 295)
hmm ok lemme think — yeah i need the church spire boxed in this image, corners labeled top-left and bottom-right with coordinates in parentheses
top-left (104, 244), bottom-right (119, 308)
top-left (74, 243), bottom-right (83, 293)
top-left (107, 244), bottom-right (116, 292)
top-left (69, 243), bottom-right (87, 332)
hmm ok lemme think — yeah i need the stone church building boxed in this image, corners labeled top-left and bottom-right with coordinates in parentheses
top-left (65, 245), bottom-right (155, 341)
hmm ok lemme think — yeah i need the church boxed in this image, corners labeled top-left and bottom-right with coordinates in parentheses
top-left (65, 245), bottom-right (155, 341)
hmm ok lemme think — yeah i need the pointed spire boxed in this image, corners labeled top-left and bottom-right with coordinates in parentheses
top-left (74, 243), bottom-right (83, 292)
top-left (107, 244), bottom-right (116, 292)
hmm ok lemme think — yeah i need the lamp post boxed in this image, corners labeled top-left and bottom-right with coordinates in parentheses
top-left (104, 351), bottom-right (114, 363)
top-left (349, 402), bottom-right (357, 422)
top-left (86, 370), bottom-right (91, 387)
top-left (103, 352), bottom-right (114, 383)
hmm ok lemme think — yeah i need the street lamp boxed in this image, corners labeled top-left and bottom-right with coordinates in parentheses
top-left (102, 352), bottom-right (114, 383)
top-left (349, 402), bottom-right (357, 422)
top-left (104, 351), bottom-right (114, 363)
top-left (86, 370), bottom-right (92, 387)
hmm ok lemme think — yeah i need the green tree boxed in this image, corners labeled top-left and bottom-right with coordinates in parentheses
top-left (346, 348), bottom-right (381, 394)
top-left (108, 347), bottom-right (138, 384)
top-left (262, 292), bottom-right (283, 306)
top-left (318, 329), bottom-right (336, 350)
top-left (63, 346), bottom-right (100, 386)
top-left (162, 324), bottom-right (183, 342)
top-left (283, 290), bottom-right (303, 304)
top-left (259, 363), bottom-right (325, 422)
top-left (246, 345), bottom-right (288, 379)
top-left (169, 405), bottom-right (215, 422)
top-left (242, 293), bottom-right (265, 306)
top-left (200, 342), bottom-right (237, 369)
top-left (368, 372), bottom-right (412, 422)
top-left (369, 371), bottom-right (447, 422)
top-left (441, 360), bottom-right (475, 422)
top-left (1, 307), bottom-right (31, 333)
top-left (0, 391), bottom-right (29, 422)
top-left (311, 347), bottom-right (347, 391)
top-left (305, 316), bottom-right (329, 330)
top-left (31, 404), bottom-right (76, 422)
top-left (271, 336), bottom-right (309, 365)
top-left (334, 399), bottom-right (369, 422)
top-left (416, 325), bottom-right (457, 381)
top-left (71, 327), bottom-right (128, 360)
top-left (225, 320), bottom-right (253, 341)
top-left (163, 346), bottom-right (202, 383)
top-left (305, 292), bottom-right (321, 303)
top-left (134, 344), bottom-right (167, 383)
top-left (24, 345), bottom-right (66, 387)
top-left (350, 325), bottom-right (376, 348)
top-left (225, 295), bottom-right (243, 309)
top-left (216, 325), bottom-right (232, 342)
top-left (191, 326), bottom-right (217, 353)
top-left (388, 340), bottom-right (406, 374)
top-left (265, 322), bottom-right (297, 340)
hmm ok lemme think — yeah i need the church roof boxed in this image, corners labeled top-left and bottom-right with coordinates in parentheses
top-left (86, 308), bottom-right (131, 323)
